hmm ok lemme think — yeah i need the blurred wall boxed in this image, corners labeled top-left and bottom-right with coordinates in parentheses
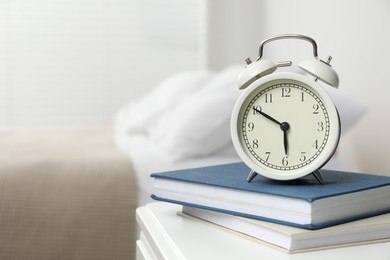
top-left (0, 0), bottom-right (204, 126)
top-left (207, 0), bottom-right (390, 175)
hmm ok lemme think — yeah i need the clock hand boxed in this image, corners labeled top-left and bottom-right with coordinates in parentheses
top-left (253, 108), bottom-right (282, 126)
top-left (253, 108), bottom-right (290, 155)
top-left (281, 122), bottom-right (290, 155)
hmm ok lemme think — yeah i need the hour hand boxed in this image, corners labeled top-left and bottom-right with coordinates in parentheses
top-left (253, 108), bottom-right (282, 126)
top-left (253, 108), bottom-right (290, 155)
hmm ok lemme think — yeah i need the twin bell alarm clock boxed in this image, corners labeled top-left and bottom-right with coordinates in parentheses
top-left (230, 34), bottom-right (340, 184)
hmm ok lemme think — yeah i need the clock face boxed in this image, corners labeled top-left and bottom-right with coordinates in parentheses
top-left (231, 73), bottom-right (340, 180)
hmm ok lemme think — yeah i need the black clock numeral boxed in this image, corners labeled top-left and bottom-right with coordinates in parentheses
top-left (247, 122), bottom-right (254, 132)
top-left (282, 156), bottom-right (288, 166)
top-left (317, 121), bottom-right (324, 132)
top-left (300, 152), bottom-right (307, 162)
top-left (312, 139), bottom-right (319, 149)
top-left (252, 139), bottom-right (259, 149)
top-left (265, 93), bottom-right (273, 103)
top-left (281, 87), bottom-right (291, 97)
top-left (265, 151), bottom-right (271, 161)
top-left (313, 104), bottom-right (320, 114)
top-left (252, 105), bottom-right (262, 115)
top-left (301, 92), bottom-right (305, 101)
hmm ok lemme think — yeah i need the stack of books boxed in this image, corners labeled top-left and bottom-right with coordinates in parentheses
top-left (151, 162), bottom-right (390, 253)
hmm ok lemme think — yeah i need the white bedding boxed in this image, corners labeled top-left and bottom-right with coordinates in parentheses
top-left (114, 64), bottom-right (367, 207)
top-left (114, 134), bottom-right (240, 206)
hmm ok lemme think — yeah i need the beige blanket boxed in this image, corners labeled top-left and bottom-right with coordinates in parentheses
top-left (0, 127), bottom-right (137, 260)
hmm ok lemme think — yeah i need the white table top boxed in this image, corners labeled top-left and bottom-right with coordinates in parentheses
top-left (136, 202), bottom-right (390, 260)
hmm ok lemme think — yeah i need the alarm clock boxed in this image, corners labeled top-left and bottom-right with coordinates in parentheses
top-left (230, 34), bottom-right (340, 183)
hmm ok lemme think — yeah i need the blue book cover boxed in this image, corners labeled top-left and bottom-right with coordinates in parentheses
top-left (151, 162), bottom-right (390, 229)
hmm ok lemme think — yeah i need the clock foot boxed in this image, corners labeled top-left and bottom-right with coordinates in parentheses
top-left (247, 170), bottom-right (258, 183)
top-left (312, 169), bottom-right (325, 184)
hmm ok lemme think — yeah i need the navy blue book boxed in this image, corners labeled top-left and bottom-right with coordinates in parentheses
top-left (151, 162), bottom-right (390, 229)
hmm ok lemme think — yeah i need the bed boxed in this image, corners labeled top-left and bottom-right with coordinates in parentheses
top-left (0, 126), bottom-right (137, 260)
top-left (0, 65), bottom-right (365, 260)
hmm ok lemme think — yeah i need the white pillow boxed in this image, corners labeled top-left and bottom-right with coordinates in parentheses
top-left (114, 64), bottom-right (367, 162)
top-left (151, 65), bottom-right (243, 160)
top-left (114, 70), bottom-right (214, 136)
top-left (151, 65), bottom-right (367, 161)
top-left (324, 86), bottom-right (367, 135)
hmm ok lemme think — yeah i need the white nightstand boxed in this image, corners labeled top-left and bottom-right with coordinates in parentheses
top-left (136, 202), bottom-right (390, 260)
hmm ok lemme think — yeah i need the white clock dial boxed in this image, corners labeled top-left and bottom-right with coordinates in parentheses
top-left (231, 72), bottom-right (340, 181)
